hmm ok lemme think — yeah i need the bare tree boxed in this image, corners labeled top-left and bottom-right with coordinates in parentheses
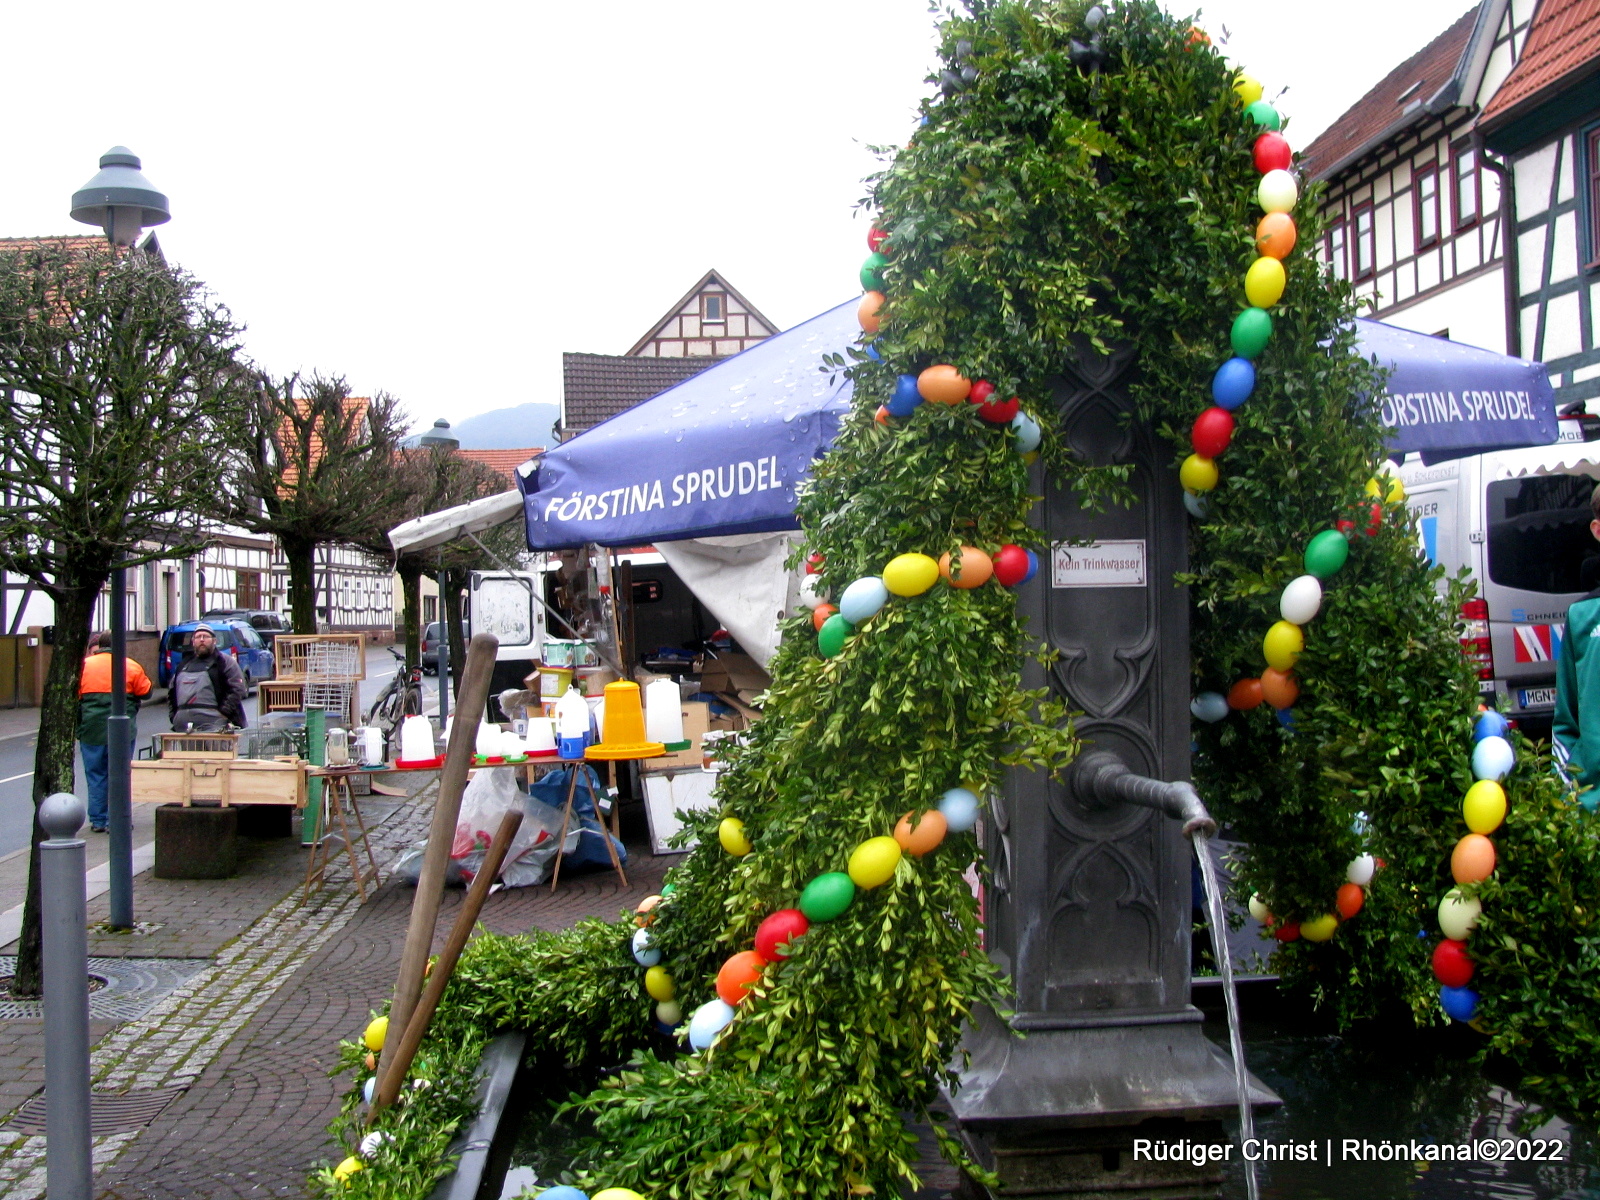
top-left (0, 240), bottom-right (246, 996)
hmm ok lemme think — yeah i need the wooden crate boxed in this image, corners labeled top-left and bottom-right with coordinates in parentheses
top-left (132, 758), bottom-right (307, 807)
top-left (157, 732), bottom-right (239, 760)
top-left (273, 634), bottom-right (366, 683)
top-left (259, 681), bottom-right (305, 713)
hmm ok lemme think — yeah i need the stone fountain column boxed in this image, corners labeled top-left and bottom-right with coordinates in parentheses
top-left (950, 346), bottom-right (1277, 1198)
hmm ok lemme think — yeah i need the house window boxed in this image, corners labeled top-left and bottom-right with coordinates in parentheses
top-left (1353, 204), bottom-right (1376, 280)
top-left (1326, 217), bottom-right (1348, 280)
top-left (1453, 143), bottom-right (1479, 228)
top-left (424, 596), bottom-right (438, 623)
top-left (1588, 125), bottom-right (1600, 265)
top-left (1415, 164), bottom-right (1440, 247)
top-left (237, 570), bottom-right (261, 609)
top-left (701, 294), bottom-right (726, 324)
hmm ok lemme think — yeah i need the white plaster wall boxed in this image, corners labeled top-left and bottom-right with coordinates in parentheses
top-left (1380, 268), bottom-right (1509, 353)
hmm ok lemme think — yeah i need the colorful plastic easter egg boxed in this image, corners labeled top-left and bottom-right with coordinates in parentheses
top-left (1246, 100), bottom-right (1282, 131)
top-left (859, 291), bottom-right (884, 334)
top-left (1440, 985), bottom-right (1479, 1023)
top-left (918, 364), bottom-right (972, 404)
top-left (361, 1076), bottom-right (377, 1105)
top-left (864, 341), bottom-right (882, 362)
top-left (968, 379), bottom-right (995, 407)
top-left (594, 1191), bottom-right (647, 1200)
top-left (1365, 473), bottom-right (1406, 503)
top-left (817, 612), bottom-right (853, 658)
top-left (1244, 256), bottom-right (1287, 307)
top-left (1257, 167), bottom-right (1297, 211)
top-left (1234, 73), bottom-right (1264, 106)
top-left (1472, 735), bottom-right (1514, 782)
top-left (1248, 893), bottom-right (1273, 923)
top-left (1432, 938), bottom-right (1474, 988)
top-left (719, 817), bottom-right (753, 856)
top-left (1184, 491), bottom-right (1210, 520)
top-left (1438, 888), bottom-right (1482, 941)
top-left (363, 1016), bottom-right (388, 1052)
top-left (1452, 833), bottom-right (1496, 884)
top-left (634, 895), bottom-right (663, 926)
top-left (1191, 692), bottom-right (1230, 723)
top-left (359, 1131), bottom-right (390, 1158)
top-left (797, 574), bottom-right (829, 609)
top-left (1335, 882), bottom-right (1365, 919)
top-left (631, 927), bottom-right (661, 967)
top-left (860, 252), bottom-right (889, 291)
top-left (838, 577), bottom-right (888, 624)
top-left (993, 544), bottom-right (1030, 587)
top-left (716, 950), bottom-right (768, 1006)
top-left (1211, 357), bottom-right (1256, 410)
top-left (655, 999), bottom-right (682, 1027)
top-left (644, 966), bottom-right (676, 1002)
top-left (1253, 131), bottom-right (1292, 174)
top-left (940, 786), bottom-right (980, 832)
top-left (1346, 853), bottom-right (1375, 886)
top-left (1255, 212), bottom-right (1297, 260)
top-left (867, 226), bottom-right (889, 252)
top-left (1192, 408), bottom-right (1235, 459)
top-left (1262, 620), bottom-right (1304, 671)
top-left (1011, 411), bottom-right (1042, 452)
top-left (1180, 454), bottom-right (1219, 492)
top-left (1259, 668), bottom-right (1298, 709)
top-left (754, 909), bottom-right (810, 961)
top-left (811, 604), bottom-right (837, 632)
top-left (1279, 574), bottom-right (1322, 624)
top-left (894, 809), bottom-right (948, 857)
top-left (1303, 529), bottom-right (1349, 579)
top-left (888, 374), bottom-right (923, 417)
top-left (1273, 921), bottom-right (1300, 942)
top-left (1300, 913), bottom-right (1339, 942)
top-left (1227, 678), bottom-right (1264, 710)
top-left (848, 836), bottom-right (903, 889)
top-left (883, 553), bottom-right (940, 597)
top-left (540, 1188), bottom-right (588, 1200)
top-left (874, 405), bottom-right (891, 426)
top-left (687, 998), bottom-right (736, 1049)
top-left (334, 1157), bottom-right (364, 1184)
top-left (798, 872), bottom-right (856, 922)
top-left (976, 391), bottom-right (1021, 424)
top-left (1462, 780), bottom-right (1507, 834)
top-left (1021, 549), bottom-right (1039, 584)
top-left (939, 546), bottom-right (994, 589)
top-left (1474, 710), bottom-right (1510, 742)
top-left (1276, 707), bottom-right (1296, 730)
top-left (1231, 307), bottom-right (1273, 359)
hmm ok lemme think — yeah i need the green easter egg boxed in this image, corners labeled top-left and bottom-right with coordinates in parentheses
top-left (860, 252), bottom-right (889, 291)
top-left (799, 871), bottom-right (856, 922)
top-left (1230, 307), bottom-right (1272, 359)
top-left (1245, 101), bottom-right (1281, 130)
top-left (817, 613), bottom-right (854, 658)
top-left (1303, 529), bottom-right (1350, 579)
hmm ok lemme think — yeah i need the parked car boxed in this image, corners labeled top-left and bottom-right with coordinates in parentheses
top-left (199, 608), bottom-right (292, 649)
top-left (421, 622), bottom-right (442, 674)
top-left (158, 620), bottom-right (277, 692)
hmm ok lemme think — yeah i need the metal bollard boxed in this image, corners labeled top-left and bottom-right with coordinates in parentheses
top-left (40, 791), bottom-right (92, 1199)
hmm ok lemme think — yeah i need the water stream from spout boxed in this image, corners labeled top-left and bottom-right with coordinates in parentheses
top-left (1192, 831), bottom-right (1260, 1200)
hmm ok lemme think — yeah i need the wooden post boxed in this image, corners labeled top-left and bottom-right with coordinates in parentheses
top-left (370, 807), bottom-right (522, 1118)
top-left (378, 632), bottom-right (499, 1085)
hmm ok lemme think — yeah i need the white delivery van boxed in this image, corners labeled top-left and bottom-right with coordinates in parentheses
top-left (1398, 414), bottom-right (1600, 738)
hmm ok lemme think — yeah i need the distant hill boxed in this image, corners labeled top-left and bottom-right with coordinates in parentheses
top-left (434, 402), bottom-right (561, 450)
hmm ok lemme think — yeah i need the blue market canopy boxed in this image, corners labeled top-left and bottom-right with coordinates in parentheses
top-left (1354, 318), bottom-right (1557, 463)
top-left (517, 300), bottom-right (856, 550)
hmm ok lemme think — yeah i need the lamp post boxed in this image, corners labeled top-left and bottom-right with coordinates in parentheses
top-left (418, 420), bottom-right (458, 725)
top-left (69, 147), bottom-right (170, 931)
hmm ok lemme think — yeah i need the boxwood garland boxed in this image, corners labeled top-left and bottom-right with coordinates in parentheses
top-left (314, 3), bottom-right (1600, 1196)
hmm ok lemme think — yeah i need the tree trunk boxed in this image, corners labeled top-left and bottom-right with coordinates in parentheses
top-left (444, 567), bottom-right (468, 698)
top-left (282, 532), bottom-right (318, 633)
top-left (10, 574), bottom-right (101, 997)
top-left (398, 557), bottom-right (424, 670)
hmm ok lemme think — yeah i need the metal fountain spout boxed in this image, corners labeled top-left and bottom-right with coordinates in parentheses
top-left (1074, 751), bottom-right (1217, 840)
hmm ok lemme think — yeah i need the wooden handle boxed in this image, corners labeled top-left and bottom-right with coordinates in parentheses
top-left (370, 806), bottom-right (522, 1118)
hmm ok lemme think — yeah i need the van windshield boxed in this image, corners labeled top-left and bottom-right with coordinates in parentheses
top-left (1487, 475), bottom-right (1600, 594)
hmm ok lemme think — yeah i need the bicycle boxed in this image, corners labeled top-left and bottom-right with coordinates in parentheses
top-left (366, 646), bottom-right (424, 741)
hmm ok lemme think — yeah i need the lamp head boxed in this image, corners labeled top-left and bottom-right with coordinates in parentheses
top-left (419, 419), bottom-right (459, 451)
top-left (70, 146), bottom-right (171, 246)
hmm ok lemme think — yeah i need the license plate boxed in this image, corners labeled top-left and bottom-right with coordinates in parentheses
top-left (1518, 687), bottom-right (1557, 709)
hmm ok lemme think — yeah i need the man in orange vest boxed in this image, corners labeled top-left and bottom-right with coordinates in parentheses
top-left (78, 631), bottom-right (153, 833)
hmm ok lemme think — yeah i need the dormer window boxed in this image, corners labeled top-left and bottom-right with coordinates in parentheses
top-left (702, 294), bottom-right (726, 323)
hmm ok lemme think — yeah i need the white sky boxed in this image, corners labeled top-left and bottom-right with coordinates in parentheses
top-left (2, 0), bottom-right (1477, 436)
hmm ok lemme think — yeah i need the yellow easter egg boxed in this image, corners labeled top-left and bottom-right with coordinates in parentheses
top-left (334, 1157), bottom-right (364, 1184)
top-left (363, 1016), bottom-right (388, 1052)
top-left (1462, 779), bottom-right (1507, 834)
top-left (1262, 620), bottom-right (1303, 671)
top-left (1244, 256), bottom-right (1286, 308)
top-left (1234, 73), bottom-right (1264, 106)
top-left (719, 817), bottom-right (752, 856)
top-left (645, 966), bottom-right (676, 1002)
top-left (1300, 913), bottom-right (1339, 942)
top-left (1180, 454), bottom-right (1219, 492)
top-left (847, 835), bottom-right (903, 889)
top-left (593, 1191), bottom-right (648, 1200)
top-left (882, 553), bottom-right (940, 597)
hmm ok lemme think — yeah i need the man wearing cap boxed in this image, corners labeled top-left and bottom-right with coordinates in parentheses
top-left (169, 626), bottom-right (247, 733)
top-left (78, 631), bottom-right (153, 833)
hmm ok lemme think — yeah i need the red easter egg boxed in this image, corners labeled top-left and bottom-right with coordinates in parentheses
top-left (874, 405), bottom-right (891, 426)
top-left (1432, 938), bottom-right (1474, 988)
top-left (1335, 882), bottom-right (1365, 919)
top-left (969, 379), bottom-right (996, 406)
top-left (754, 909), bottom-right (810, 961)
top-left (810, 604), bottom-right (837, 632)
top-left (993, 544), bottom-right (1030, 587)
top-left (1335, 518), bottom-right (1355, 534)
top-left (976, 393), bottom-right (1021, 424)
top-left (1274, 921), bottom-right (1301, 942)
top-left (1227, 678), bottom-right (1264, 710)
top-left (715, 949), bottom-right (768, 1006)
top-left (1363, 501), bottom-right (1383, 536)
top-left (805, 552), bottom-right (825, 574)
top-left (1192, 407), bottom-right (1235, 458)
top-left (867, 226), bottom-right (889, 253)
top-left (1253, 132), bottom-right (1292, 174)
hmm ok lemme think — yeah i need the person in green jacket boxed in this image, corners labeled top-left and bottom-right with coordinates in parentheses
top-left (1553, 484), bottom-right (1600, 810)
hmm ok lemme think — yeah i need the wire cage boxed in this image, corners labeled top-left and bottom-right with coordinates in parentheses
top-left (157, 732), bottom-right (239, 759)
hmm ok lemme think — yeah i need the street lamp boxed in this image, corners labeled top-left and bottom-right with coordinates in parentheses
top-left (70, 146), bottom-right (171, 931)
top-left (418, 420), bottom-right (458, 725)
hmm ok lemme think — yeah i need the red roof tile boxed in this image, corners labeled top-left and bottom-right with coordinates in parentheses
top-left (455, 447), bottom-right (542, 483)
top-left (1481, 0), bottom-right (1600, 126)
top-left (1301, 5), bottom-right (1478, 180)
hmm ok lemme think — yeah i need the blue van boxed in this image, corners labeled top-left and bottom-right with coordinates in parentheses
top-left (158, 620), bottom-right (276, 691)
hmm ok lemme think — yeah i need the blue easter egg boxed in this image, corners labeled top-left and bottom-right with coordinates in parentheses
top-left (1021, 550), bottom-right (1039, 585)
top-left (838, 576), bottom-right (889, 625)
top-left (1190, 692), bottom-right (1229, 723)
top-left (888, 374), bottom-right (922, 417)
top-left (1211, 357), bottom-right (1256, 411)
top-left (631, 927), bottom-right (660, 967)
top-left (1473, 711), bottom-right (1510, 742)
top-left (1275, 707), bottom-right (1295, 729)
top-left (1471, 735), bottom-right (1514, 782)
top-left (863, 341), bottom-right (882, 362)
top-left (1183, 491), bottom-right (1210, 520)
top-left (1440, 984), bottom-right (1479, 1023)
top-left (688, 999), bottom-right (736, 1050)
top-left (940, 787), bottom-right (980, 832)
top-left (537, 1188), bottom-right (589, 1200)
top-left (1011, 412), bottom-right (1042, 453)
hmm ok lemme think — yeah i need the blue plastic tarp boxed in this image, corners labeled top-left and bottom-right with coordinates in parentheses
top-left (1354, 318), bottom-right (1557, 463)
top-left (519, 300), bottom-right (857, 550)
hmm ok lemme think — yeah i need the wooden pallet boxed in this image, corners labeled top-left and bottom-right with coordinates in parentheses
top-left (132, 758), bottom-right (307, 807)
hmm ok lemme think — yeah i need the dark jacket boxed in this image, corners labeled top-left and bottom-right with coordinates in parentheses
top-left (168, 652), bottom-right (247, 728)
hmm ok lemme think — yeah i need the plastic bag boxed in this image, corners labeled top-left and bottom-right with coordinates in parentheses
top-left (392, 841), bottom-right (465, 888)
top-left (452, 767), bottom-right (579, 888)
top-left (528, 765), bottom-right (627, 872)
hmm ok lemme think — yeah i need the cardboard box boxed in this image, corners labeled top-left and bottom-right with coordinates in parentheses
top-left (646, 700), bottom-right (710, 772)
top-left (695, 651), bottom-right (769, 701)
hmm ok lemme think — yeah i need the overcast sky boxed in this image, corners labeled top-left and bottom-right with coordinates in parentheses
top-left (3, 0), bottom-right (1477, 438)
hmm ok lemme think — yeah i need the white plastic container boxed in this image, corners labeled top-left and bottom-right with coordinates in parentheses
top-left (525, 717), bottom-right (557, 757)
top-left (645, 677), bottom-right (685, 746)
top-left (555, 687), bottom-right (590, 759)
top-left (398, 714), bottom-right (435, 764)
top-left (360, 726), bottom-right (385, 767)
top-left (476, 721), bottom-right (503, 758)
top-left (325, 727), bottom-right (349, 767)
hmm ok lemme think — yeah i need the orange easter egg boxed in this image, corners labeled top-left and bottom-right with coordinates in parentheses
top-left (1335, 882), bottom-right (1365, 919)
top-left (893, 809), bottom-right (948, 857)
top-left (938, 547), bottom-right (994, 589)
top-left (1255, 212), bottom-right (1297, 260)
top-left (874, 405), bottom-right (891, 426)
top-left (811, 604), bottom-right (837, 632)
top-left (1451, 833), bottom-right (1497, 884)
top-left (859, 291), bottom-right (885, 334)
top-left (917, 364), bottom-right (972, 404)
top-left (1259, 668), bottom-right (1299, 709)
top-left (715, 949), bottom-right (768, 1006)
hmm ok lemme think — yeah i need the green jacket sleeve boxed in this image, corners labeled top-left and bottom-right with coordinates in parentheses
top-left (1555, 607), bottom-right (1583, 780)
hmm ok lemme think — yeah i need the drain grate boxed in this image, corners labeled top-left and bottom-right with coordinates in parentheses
top-left (0, 957), bottom-right (209, 1021)
top-left (2, 1086), bottom-right (187, 1136)
top-left (0, 973), bottom-right (107, 996)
